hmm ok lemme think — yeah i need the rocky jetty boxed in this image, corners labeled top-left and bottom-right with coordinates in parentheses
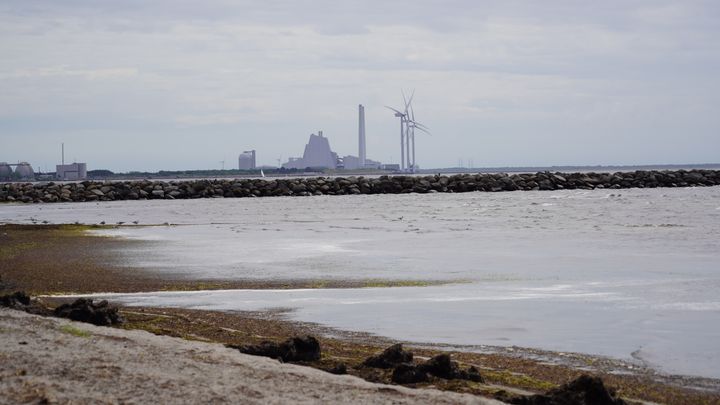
top-left (1, 169), bottom-right (718, 203)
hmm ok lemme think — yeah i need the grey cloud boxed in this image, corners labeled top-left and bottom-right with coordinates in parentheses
top-left (1, 1), bottom-right (718, 171)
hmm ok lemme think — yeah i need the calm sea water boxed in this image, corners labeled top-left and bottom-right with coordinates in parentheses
top-left (2, 187), bottom-right (719, 378)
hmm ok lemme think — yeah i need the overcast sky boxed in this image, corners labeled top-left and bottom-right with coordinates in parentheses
top-left (1, 1), bottom-right (718, 172)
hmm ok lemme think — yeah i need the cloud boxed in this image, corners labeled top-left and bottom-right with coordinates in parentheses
top-left (0, 1), bottom-right (718, 170)
top-left (4, 66), bottom-right (138, 80)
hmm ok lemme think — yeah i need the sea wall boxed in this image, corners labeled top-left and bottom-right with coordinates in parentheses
top-left (1, 169), bottom-right (718, 203)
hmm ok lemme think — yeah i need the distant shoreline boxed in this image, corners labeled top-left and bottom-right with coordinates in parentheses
top-left (7, 163), bottom-right (720, 183)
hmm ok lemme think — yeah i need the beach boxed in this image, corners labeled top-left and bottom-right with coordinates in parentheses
top-left (1, 186), bottom-right (720, 403)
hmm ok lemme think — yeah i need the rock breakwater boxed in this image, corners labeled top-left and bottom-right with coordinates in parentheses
top-left (1, 169), bottom-right (718, 203)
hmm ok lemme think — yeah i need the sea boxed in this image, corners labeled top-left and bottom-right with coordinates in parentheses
top-left (2, 187), bottom-right (719, 379)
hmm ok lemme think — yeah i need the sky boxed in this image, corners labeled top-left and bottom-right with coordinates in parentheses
top-left (1, 0), bottom-right (719, 172)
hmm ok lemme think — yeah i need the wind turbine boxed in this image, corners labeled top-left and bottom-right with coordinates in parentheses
top-left (402, 90), bottom-right (413, 172)
top-left (403, 91), bottom-right (430, 173)
top-left (409, 105), bottom-right (430, 173)
top-left (387, 90), bottom-right (431, 173)
top-left (385, 105), bottom-right (407, 171)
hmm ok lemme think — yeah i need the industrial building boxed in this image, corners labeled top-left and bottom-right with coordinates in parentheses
top-left (56, 162), bottom-right (87, 180)
top-left (0, 162), bottom-right (11, 180)
top-left (0, 162), bottom-right (35, 180)
top-left (283, 131), bottom-right (338, 170)
top-left (339, 105), bottom-right (382, 170)
top-left (342, 155), bottom-right (381, 170)
top-left (282, 104), bottom-right (384, 171)
top-left (238, 150), bottom-right (257, 170)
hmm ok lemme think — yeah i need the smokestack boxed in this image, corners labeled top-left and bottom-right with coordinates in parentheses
top-left (358, 104), bottom-right (366, 167)
top-left (61, 143), bottom-right (64, 166)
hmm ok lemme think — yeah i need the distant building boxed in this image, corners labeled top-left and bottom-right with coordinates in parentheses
top-left (0, 162), bottom-right (11, 180)
top-left (283, 131), bottom-right (338, 169)
top-left (56, 163), bottom-right (87, 180)
top-left (238, 150), bottom-right (256, 170)
top-left (15, 162), bottom-right (35, 180)
top-left (342, 155), bottom-right (382, 170)
top-left (343, 155), bottom-right (361, 170)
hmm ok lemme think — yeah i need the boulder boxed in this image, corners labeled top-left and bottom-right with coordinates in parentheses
top-left (0, 291), bottom-right (31, 309)
top-left (0, 291), bottom-right (51, 316)
top-left (327, 363), bottom-right (348, 375)
top-left (363, 343), bottom-right (414, 369)
top-left (509, 374), bottom-right (626, 405)
top-left (423, 353), bottom-right (482, 381)
top-left (230, 335), bottom-right (321, 363)
top-left (387, 353), bottom-right (484, 385)
top-left (392, 363), bottom-right (429, 384)
top-left (53, 298), bottom-right (124, 326)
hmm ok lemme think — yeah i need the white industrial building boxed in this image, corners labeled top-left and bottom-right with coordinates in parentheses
top-left (56, 163), bottom-right (87, 180)
top-left (342, 155), bottom-right (381, 170)
top-left (283, 131), bottom-right (338, 169)
top-left (238, 150), bottom-right (256, 170)
top-left (0, 162), bottom-right (36, 180)
top-left (0, 162), bottom-right (12, 180)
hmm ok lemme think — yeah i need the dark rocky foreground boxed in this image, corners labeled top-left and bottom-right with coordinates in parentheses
top-left (1, 291), bottom-right (123, 326)
top-left (1, 169), bottom-right (719, 203)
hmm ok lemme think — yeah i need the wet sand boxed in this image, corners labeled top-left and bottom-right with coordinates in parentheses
top-left (1, 223), bottom-right (719, 404)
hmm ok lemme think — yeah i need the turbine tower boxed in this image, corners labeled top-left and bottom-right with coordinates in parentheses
top-left (385, 105), bottom-right (407, 171)
top-left (407, 105), bottom-right (430, 173)
top-left (358, 104), bottom-right (366, 167)
top-left (402, 91), bottom-right (413, 172)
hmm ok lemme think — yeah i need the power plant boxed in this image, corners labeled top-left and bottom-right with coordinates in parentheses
top-left (56, 163), bottom-right (87, 180)
top-left (283, 131), bottom-right (339, 169)
top-left (2, 99), bottom-right (430, 179)
top-left (0, 162), bottom-right (35, 181)
top-left (283, 105), bottom-right (382, 171)
top-left (55, 143), bottom-right (88, 180)
top-left (238, 150), bottom-right (257, 170)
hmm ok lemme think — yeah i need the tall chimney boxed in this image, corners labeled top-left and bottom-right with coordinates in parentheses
top-left (358, 104), bottom-right (366, 167)
top-left (61, 143), bottom-right (65, 166)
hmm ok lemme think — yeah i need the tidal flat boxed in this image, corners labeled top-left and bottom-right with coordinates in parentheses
top-left (1, 187), bottom-right (720, 404)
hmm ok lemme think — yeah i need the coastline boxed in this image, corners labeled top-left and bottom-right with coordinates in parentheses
top-left (0, 308), bottom-right (500, 404)
top-left (2, 223), bottom-right (719, 404)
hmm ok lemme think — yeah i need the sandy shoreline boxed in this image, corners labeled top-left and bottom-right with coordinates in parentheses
top-left (0, 309), bottom-right (502, 404)
top-left (2, 223), bottom-right (720, 404)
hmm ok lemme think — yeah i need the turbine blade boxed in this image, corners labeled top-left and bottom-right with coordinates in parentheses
top-left (415, 126), bottom-right (432, 135)
top-left (385, 106), bottom-right (404, 115)
top-left (410, 121), bottom-right (429, 129)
